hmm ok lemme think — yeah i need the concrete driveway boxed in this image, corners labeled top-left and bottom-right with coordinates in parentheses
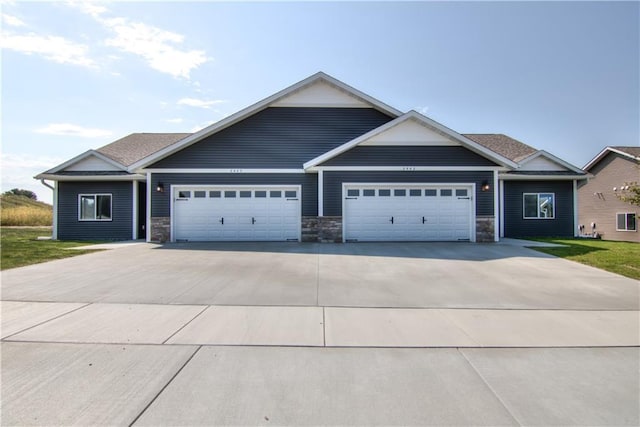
top-left (2, 241), bottom-right (638, 309)
top-left (2, 242), bottom-right (639, 426)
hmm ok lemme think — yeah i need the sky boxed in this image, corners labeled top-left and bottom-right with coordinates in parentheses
top-left (1, 1), bottom-right (638, 204)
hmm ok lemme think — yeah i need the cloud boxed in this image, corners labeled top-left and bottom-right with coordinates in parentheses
top-left (416, 106), bottom-right (430, 115)
top-left (0, 32), bottom-right (96, 68)
top-left (190, 120), bottom-right (216, 133)
top-left (35, 123), bottom-right (112, 138)
top-left (178, 98), bottom-right (225, 109)
top-left (65, 1), bottom-right (107, 18)
top-left (166, 118), bottom-right (183, 123)
top-left (1, 153), bottom-right (64, 204)
top-left (2, 13), bottom-right (25, 27)
top-left (101, 18), bottom-right (208, 79)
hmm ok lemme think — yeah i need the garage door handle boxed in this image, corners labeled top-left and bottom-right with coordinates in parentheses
top-left (422, 216), bottom-right (426, 224)
top-left (252, 217), bottom-right (256, 224)
top-left (390, 216), bottom-right (394, 224)
top-left (219, 217), bottom-right (224, 225)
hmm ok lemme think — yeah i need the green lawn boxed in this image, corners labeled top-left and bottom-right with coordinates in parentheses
top-left (528, 238), bottom-right (640, 280)
top-left (1, 227), bottom-right (105, 270)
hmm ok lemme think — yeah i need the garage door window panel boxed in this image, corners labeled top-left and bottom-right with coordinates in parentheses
top-left (79, 194), bottom-right (112, 221)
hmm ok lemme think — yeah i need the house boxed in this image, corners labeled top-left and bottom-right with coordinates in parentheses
top-left (578, 146), bottom-right (639, 241)
top-left (36, 72), bottom-right (587, 243)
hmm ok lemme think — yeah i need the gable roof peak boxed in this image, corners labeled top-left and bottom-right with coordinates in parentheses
top-left (583, 145), bottom-right (640, 170)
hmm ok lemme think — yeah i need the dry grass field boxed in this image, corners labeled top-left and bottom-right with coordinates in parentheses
top-left (1, 194), bottom-right (53, 226)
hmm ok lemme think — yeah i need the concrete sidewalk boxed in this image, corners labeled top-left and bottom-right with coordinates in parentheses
top-left (2, 301), bottom-right (638, 347)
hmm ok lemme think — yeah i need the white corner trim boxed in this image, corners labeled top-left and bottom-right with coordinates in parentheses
top-left (493, 170), bottom-right (499, 242)
top-left (318, 169), bottom-right (324, 217)
top-left (573, 179), bottom-right (578, 237)
top-left (146, 172), bottom-right (152, 242)
top-left (128, 72), bottom-right (403, 171)
top-left (53, 181), bottom-right (58, 240)
top-left (132, 181), bottom-right (138, 240)
top-left (499, 179), bottom-right (505, 238)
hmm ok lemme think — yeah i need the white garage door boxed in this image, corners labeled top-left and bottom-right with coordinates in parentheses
top-left (173, 186), bottom-right (301, 241)
top-left (343, 184), bottom-right (474, 242)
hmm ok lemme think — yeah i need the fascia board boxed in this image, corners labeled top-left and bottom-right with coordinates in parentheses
top-left (34, 173), bottom-right (145, 181)
top-left (129, 72), bottom-right (403, 171)
top-left (44, 150), bottom-right (127, 174)
top-left (304, 110), bottom-right (519, 170)
top-left (499, 173), bottom-right (590, 181)
top-left (583, 147), bottom-right (640, 171)
top-left (519, 150), bottom-right (585, 174)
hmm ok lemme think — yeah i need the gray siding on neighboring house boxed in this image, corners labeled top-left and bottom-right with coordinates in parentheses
top-left (323, 171), bottom-right (494, 216)
top-left (504, 180), bottom-right (574, 237)
top-left (578, 152), bottom-right (639, 242)
top-left (320, 146), bottom-right (499, 167)
top-left (150, 108), bottom-right (394, 169)
top-left (58, 181), bottom-right (132, 240)
top-left (150, 173), bottom-right (317, 217)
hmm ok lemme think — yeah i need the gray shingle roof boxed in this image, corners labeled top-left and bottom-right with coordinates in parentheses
top-left (92, 132), bottom-right (540, 169)
top-left (97, 133), bottom-right (192, 167)
top-left (462, 134), bottom-right (537, 163)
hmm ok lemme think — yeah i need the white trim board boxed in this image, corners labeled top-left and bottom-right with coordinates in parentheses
top-left (304, 111), bottom-right (519, 170)
top-left (40, 150), bottom-right (126, 175)
top-left (312, 166), bottom-right (505, 172)
top-left (141, 168), bottom-right (307, 174)
top-left (36, 174), bottom-right (145, 181)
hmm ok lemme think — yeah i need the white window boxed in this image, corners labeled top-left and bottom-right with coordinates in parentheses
top-left (523, 193), bottom-right (555, 219)
top-left (79, 194), bottom-right (112, 221)
top-left (616, 213), bottom-right (637, 231)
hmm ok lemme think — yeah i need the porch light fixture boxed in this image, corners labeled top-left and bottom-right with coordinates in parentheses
top-left (156, 182), bottom-right (165, 193)
top-left (481, 181), bottom-right (491, 192)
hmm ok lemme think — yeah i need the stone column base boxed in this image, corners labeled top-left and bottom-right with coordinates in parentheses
top-left (150, 217), bottom-right (170, 243)
top-left (302, 216), bottom-right (343, 243)
top-left (476, 216), bottom-right (495, 242)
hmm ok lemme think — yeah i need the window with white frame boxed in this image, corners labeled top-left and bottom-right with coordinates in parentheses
top-left (616, 213), bottom-right (637, 231)
top-left (523, 193), bottom-right (555, 219)
top-left (79, 194), bottom-right (112, 221)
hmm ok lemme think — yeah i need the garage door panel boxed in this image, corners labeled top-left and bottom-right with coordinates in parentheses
top-left (173, 187), bottom-right (300, 242)
top-left (344, 184), bottom-right (473, 242)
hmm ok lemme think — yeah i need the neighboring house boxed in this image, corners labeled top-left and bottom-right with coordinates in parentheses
top-left (579, 146), bottom-right (640, 242)
top-left (36, 72), bottom-right (587, 243)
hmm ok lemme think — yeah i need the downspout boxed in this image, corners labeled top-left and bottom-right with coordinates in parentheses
top-left (40, 179), bottom-right (58, 239)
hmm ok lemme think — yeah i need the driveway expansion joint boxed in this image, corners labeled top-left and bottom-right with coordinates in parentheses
top-left (457, 348), bottom-right (524, 426)
top-left (128, 345), bottom-right (202, 427)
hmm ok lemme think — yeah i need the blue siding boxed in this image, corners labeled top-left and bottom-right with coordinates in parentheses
top-left (323, 171), bottom-right (494, 216)
top-left (504, 180), bottom-right (574, 237)
top-left (58, 181), bottom-right (132, 240)
top-left (151, 173), bottom-right (317, 217)
top-left (150, 108), bottom-right (393, 169)
top-left (321, 146), bottom-right (498, 166)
